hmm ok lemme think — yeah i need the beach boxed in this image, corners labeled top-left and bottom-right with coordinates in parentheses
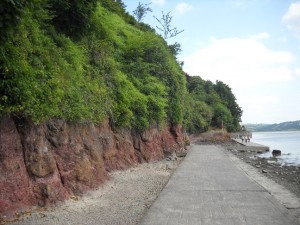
top-left (225, 142), bottom-right (300, 198)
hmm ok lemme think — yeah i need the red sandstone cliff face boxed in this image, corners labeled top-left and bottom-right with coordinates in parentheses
top-left (0, 116), bottom-right (184, 220)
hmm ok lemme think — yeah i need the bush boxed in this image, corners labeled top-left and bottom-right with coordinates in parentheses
top-left (0, 0), bottom-right (242, 134)
top-left (0, 6), bottom-right (107, 123)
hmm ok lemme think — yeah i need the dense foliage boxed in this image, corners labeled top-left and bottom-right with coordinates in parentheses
top-left (0, 0), bottom-right (242, 132)
top-left (184, 75), bottom-right (242, 133)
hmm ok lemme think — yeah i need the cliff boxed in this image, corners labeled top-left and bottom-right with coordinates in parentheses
top-left (0, 116), bottom-right (184, 220)
top-left (0, 1), bottom-right (242, 221)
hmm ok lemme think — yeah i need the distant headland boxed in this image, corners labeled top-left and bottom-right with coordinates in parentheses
top-left (244, 120), bottom-right (300, 132)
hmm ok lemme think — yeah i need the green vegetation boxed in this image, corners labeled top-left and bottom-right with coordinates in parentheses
top-left (132, 2), bottom-right (152, 22)
top-left (0, 0), bottom-right (242, 133)
top-left (245, 121), bottom-right (300, 132)
top-left (184, 76), bottom-right (242, 133)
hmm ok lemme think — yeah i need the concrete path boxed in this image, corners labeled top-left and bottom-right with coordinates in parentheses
top-left (232, 138), bottom-right (269, 150)
top-left (140, 145), bottom-right (299, 225)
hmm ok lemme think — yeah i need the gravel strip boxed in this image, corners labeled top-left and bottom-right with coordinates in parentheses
top-left (9, 159), bottom-right (182, 225)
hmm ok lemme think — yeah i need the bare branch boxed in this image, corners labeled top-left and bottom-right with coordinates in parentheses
top-left (153, 11), bottom-right (184, 39)
top-left (133, 2), bottom-right (152, 22)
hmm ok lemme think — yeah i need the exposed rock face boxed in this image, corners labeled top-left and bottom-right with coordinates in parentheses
top-left (0, 116), bottom-right (184, 219)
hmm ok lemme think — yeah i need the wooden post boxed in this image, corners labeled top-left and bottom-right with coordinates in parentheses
top-left (221, 120), bottom-right (224, 133)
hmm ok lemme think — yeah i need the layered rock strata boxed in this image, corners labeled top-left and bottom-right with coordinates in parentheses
top-left (0, 116), bottom-right (184, 219)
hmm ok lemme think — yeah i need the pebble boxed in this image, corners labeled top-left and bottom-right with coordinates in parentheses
top-left (226, 144), bottom-right (300, 198)
top-left (10, 160), bottom-right (182, 225)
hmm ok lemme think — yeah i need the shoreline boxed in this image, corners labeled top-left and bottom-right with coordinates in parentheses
top-left (223, 145), bottom-right (300, 223)
top-left (224, 141), bottom-right (300, 198)
top-left (251, 130), bottom-right (300, 166)
top-left (191, 131), bottom-right (300, 200)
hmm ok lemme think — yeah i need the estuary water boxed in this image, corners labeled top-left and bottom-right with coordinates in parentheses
top-left (252, 131), bottom-right (300, 166)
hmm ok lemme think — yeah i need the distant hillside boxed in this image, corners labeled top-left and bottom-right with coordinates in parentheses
top-left (245, 120), bottom-right (300, 132)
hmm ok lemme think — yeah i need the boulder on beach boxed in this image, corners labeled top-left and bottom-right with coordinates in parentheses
top-left (272, 149), bottom-right (281, 156)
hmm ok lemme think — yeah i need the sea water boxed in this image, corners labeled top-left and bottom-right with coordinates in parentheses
top-left (252, 131), bottom-right (300, 166)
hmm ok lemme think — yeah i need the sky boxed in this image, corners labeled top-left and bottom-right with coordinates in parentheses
top-left (123, 0), bottom-right (300, 124)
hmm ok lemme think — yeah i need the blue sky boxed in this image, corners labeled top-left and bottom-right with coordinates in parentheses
top-left (123, 0), bottom-right (300, 124)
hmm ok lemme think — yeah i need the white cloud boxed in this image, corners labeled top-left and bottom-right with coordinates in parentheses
top-left (241, 95), bottom-right (280, 123)
top-left (241, 95), bottom-right (279, 121)
top-left (182, 35), bottom-right (298, 123)
top-left (152, 0), bottom-right (165, 6)
top-left (250, 32), bottom-right (270, 40)
top-left (232, 0), bottom-right (258, 8)
top-left (296, 68), bottom-right (300, 76)
top-left (282, 1), bottom-right (300, 39)
top-left (175, 2), bottom-right (193, 15)
top-left (278, 36), bottom-right (288, 43)
top-left (242, 95), bottom-right (279, 108)
top-left (183, 35), bottom-right (295, 90)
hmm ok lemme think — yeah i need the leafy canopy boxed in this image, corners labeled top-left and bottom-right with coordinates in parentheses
top-left (0, 0), bottom-right (242, 133)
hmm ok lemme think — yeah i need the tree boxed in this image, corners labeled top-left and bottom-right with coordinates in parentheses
top-left (154, 11), bottom-right (184, 39)
top-left (133, 2), bottom-right (152, 22)
top-left (183, 95), bottom-right (212, 133)
top-left (0, 0), bottom-right (28, 38)
top-left (168, 42), bottom-right (182, 57)
top-left (50, 0), bottom-right (98, 37)
top-left (115, 0), bottom-right (126, 10)
top-left (212, 103), bottom-right (234, 131)
top-left (184, 75), bottom-right (242, 133)
top-left (214, 80), bottom-right (242, 130)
